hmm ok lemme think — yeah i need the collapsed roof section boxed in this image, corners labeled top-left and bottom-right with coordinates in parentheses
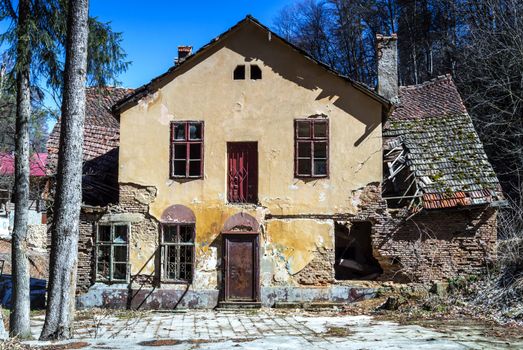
top-left (383, 75), bottom-right (504, 210)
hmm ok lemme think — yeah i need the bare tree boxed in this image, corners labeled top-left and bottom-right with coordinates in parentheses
top-left (40, 0), bottom-right (89, 340)
top-left (9, 0), bottom-right (31, 338)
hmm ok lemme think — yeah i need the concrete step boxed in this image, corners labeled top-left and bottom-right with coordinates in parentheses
top-left (217, 301), bottom-right (262, 310)
top-left (274, 301), bottom-right (346, 310)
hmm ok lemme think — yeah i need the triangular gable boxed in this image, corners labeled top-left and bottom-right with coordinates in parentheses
top-left (112, 15), bottom-right (392, 116)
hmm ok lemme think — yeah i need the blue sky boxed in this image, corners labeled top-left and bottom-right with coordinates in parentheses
top-left (91, 0), bottom-right (294, 89)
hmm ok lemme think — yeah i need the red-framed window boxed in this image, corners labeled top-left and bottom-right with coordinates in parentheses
top-left (295, 119), bottom-right (329, 177)
top-left (170, 121), bottom-right (204, 178)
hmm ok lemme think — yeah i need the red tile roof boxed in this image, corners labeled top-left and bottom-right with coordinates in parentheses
top-left (384, 75), bottom-right (503, 210)
top-left (46, 87), bottom-right (133, 174)
top-left (391, 75), bottom-right (467, 120)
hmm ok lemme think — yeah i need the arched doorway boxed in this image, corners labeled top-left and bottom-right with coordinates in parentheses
top-left (222, 213), bottom-right (260, 303)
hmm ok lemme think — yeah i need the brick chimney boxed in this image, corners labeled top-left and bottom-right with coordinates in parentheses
top-left (175, 46), bottom-right (192, 65)
top-left (376, 34), bottom-right (398, 102)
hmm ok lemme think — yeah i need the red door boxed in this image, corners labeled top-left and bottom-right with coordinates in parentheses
top-left (227, 142), bottom-right (258, 203)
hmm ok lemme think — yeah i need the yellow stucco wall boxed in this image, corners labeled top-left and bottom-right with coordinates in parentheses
top-left (117, 22), bottom-right (384, 287)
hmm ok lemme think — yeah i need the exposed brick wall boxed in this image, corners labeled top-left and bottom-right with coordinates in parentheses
top-left (294, 248), bottom-right (335, 286)
top-left (373, 207), bottom-right (497, 282)
top-left (344, 183), bottom-right (497, 283)
top-left (77, 212), bottom-right (97, 293)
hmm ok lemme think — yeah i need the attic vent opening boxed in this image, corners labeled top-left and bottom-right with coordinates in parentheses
top-left (250, 65), bottom-right (262, 80)
top-left (233, 65), bottom-right (245, 80)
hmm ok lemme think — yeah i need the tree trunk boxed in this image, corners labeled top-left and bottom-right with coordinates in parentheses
top-left (40, 0), bottom-right (89, 340)
top-left (10, 0), bottom-right (32, 339)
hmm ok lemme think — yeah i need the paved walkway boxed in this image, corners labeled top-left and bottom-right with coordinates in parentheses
top-left (25, 309), bottom-right (523, 349)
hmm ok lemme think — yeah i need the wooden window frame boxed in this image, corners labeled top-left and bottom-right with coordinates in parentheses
top-left (160, 224), bottom-right (195, 284)
top-left (95, 223), bottom-right (130, 283)
top-left (294, 118), bottom-right (329, 178)
top-left (170, 121), bottom-right (204, 179)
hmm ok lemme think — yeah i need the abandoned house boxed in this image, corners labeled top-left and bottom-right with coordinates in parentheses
top-left (46, 16), bottom-right (504, 309)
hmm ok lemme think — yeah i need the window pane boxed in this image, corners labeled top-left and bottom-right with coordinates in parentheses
top-left (179, 225), bottom-right (194, 243)
top-left (173, 123), bottom-right (186, 140)
top-left (113, 263), bottom-right (127, 280)
top-left (166, 246), bottom-right (178, 279)
top-left (189, 123), bottom-right (202, 140)
top-left (114, 225), bottom-right (128, 243)
top-left (297, 121), bottom-right (311, 138)
top-left (189, 143), bottom-right (201, 160)
top-left (314, 121), bottom-right (327, 138)
top-left (180, 246), bottom-right (193, 281)
top-left (298, 159), bottom-right (311, 175)
top-left (114, 245), bottom-right (127, 263)
top-left (98, 225), bottom-right (111, 242)
top-left (174, 144), bottom-right (187, 160)
top-left (173, 160), bottom-right (186, 176)
top-left (188, 161), bottom-right (201, 177)
top-left (314, 159), bottom-right (327, 175)
top-left (314, 142), bottom-right (327, 159)
top-left (96, 246), bottom-right (110, 280)
top-left (298, 142), bottom-right (312, 158)
top-left (164, 226), bottom-right (177, 243)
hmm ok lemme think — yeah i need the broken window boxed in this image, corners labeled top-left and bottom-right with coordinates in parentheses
top-left (161, 224), bottom-right (195, 283)
top-left (250, 65), bottom-right (262, 80)
top-left (334, 222), bottom-right (382, 280)
top-left (95, 223), bottom-right (129, 282)
top-left (170, 121), bottom-right (204, 179)
top-left (295, 119), bottom-right (329, 177)
top-left (233, 65), bottom-right (245, 80)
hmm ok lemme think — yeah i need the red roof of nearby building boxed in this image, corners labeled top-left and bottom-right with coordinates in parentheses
top-left (0, 153), bottom-right (47, 177)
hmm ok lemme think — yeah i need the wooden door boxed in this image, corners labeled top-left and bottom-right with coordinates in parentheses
top-left (224, 234), bottom-right (258, 301)
top-left (227, 142), bottom-right (257, 203)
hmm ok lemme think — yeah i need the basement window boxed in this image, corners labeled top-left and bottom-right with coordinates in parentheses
top-left (250, 65), bottom-right (262, 80)
top-left (295, 119), bottom-right (329, 177)
top-left (161, 224), bottom-right (195, 283)
top-left (233, 65), bottom-right (245, 80)
top-left (334, 222), bottom-right (382, 280)
top-left (171, 121), bottom-right (204, 179)
top-left (95, 224), bottom-right (129, 282)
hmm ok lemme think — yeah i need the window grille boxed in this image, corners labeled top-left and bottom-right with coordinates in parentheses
top-left (95, 223), bottom-right (129, 282)
top-left (161, 224), bottom-right (195, 282)
top-left (170, 121), bottom-right (204, 178)
top-left (294, 119), bottom-right (329, 177)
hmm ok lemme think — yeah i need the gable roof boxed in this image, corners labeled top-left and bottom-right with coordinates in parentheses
top-left (112, 15), bottom-right (392, 115)
top-left (383, 75), bottom-right (503, 209)
top-left (46, 87), bottom-right (133, 205)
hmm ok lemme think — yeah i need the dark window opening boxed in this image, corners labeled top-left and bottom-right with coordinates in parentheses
top-left (161, 224), bottom-right (195, 283)
top-left (295, 119), bottom-right (329, 177)
top-left (95, 223), bottom-right (129, 282)
top-left (334, 222), bottom-right (382, 280)
top-left (170, 121), bottom-right (204, 179)
top-left (233, 65), bottom-right (245, 80)
top-left (250, 65), bottom-right (262, 80)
